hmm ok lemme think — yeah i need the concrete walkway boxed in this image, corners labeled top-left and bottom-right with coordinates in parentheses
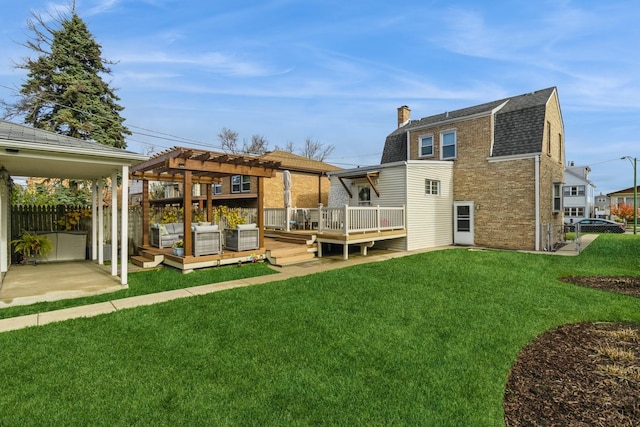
top-left (0, 236), bottom-right (597, 333)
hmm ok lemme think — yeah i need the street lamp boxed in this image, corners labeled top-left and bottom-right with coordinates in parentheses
top-left (621, 156), bottom-right (637, 235)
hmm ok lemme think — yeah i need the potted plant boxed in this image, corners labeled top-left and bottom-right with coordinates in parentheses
top-left (172, 240), bottom-right (185, 256)
top-left (11, 230), bottom-right (53, 265)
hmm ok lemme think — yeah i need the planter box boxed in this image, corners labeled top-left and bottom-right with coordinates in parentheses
top-left (86, 245), bottom-right (113, 262)
top-left (38, 232), bottom-right (87, 262)
top-left (224, 228), bottom-right (259, 252)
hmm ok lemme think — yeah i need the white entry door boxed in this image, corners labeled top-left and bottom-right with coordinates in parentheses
top-left (453, 202), bottom-right (474, 245)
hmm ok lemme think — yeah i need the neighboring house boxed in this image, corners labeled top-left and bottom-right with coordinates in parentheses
top-left (140, 148), bottom-right (341, 210)
top-left (331, 87), bottom-right (565, 252)
top-left (563, 162), bottom-right (595, 224)
top-left (607, 186), bottom-right (640, 221)
top-left (594, 192), bottom-right (611, 219)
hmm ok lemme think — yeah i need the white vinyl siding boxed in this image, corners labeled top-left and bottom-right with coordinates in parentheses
top-left (328, 161), bottom-right (453, 252)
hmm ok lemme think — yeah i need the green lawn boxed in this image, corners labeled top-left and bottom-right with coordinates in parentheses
top-left (1, 235), bottom-right (639, 425)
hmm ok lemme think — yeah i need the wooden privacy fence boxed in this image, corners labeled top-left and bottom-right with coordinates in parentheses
top-left (11, 205), bottom-right (144, 252)
top-left (11, 205), bottom-right (257, 256)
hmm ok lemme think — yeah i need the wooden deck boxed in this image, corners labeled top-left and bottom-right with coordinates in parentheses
top-left (134, 227), bottom-right (406, 270)
top-left (315, 229), bottom-right (407, 260)
top-left (134, 245), bottom-right (267, 273)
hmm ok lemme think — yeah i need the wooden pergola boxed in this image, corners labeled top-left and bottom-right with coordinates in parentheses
top-left (130, 147), bottom-right (280, 257)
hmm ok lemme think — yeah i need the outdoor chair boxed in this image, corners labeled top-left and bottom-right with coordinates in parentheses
top-left (191, 225), bottom-right (222, 256)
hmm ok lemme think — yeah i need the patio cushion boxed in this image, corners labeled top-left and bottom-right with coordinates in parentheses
top-left (194, 225), bottom-right (218, 232)
top-left (158, 224), bottom-right (169, 236)
top-left (237, 223), bottom-right (257, 230)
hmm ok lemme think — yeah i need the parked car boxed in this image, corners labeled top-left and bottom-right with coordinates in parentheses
top-left (566, 218), bottom-right (626, 233)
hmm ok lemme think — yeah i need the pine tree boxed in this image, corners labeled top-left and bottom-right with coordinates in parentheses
top-left (4, 7), bottom-right (130, 148)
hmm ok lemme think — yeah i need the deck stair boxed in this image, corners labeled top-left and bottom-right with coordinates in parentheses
top-left (131, 250), bottom-right (165, 269)
top-left (265, 233), bottom-right (317, 266)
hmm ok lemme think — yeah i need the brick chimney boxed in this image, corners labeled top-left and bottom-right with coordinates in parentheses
top-left (397, 105), bottom-right (411, 128)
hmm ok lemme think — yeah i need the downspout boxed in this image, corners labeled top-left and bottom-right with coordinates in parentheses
top-left (535, 154), bottom-right (540, 251)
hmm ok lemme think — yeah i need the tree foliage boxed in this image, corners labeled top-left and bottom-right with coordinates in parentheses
top-left (611, 202), bottom-right (638, 223)
top-left (3, 5), bottom-right (130, 148)
top-left (12, 179), bottom-right (92, 206)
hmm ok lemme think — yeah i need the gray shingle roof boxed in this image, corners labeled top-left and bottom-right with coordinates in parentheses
top-left (0, 119), bottom-right (142, 157)
top-left (381, 87), bottom-right (556, 163)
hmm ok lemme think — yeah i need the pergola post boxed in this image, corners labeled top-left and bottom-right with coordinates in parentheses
top-left (183, 171), bottom-right (193, 257)
top-left (258, 176), bottom-right (265, 248)
top-left (142, 180), bottom-right (149, 246)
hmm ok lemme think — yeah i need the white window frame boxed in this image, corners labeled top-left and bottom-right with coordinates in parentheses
top-left (564, 207), bottom-right (585, 217)
top-left (213, 183), bottom-right (222, 195)
top-left (563, 185), bottom-right (585, 197)
top-left (425, 179), bottom-right (440, 195)
top-left (419, 134), bottom-right (434, 157)
top-left (440, 130), bottom-right (457, 160)
top-left (231, 175), bottom-right (250, 193)
top-left (553, 183), bottom-right (562, 212)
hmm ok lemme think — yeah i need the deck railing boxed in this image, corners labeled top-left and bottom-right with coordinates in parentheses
top-left (264, 205), bottom-right (405, 234)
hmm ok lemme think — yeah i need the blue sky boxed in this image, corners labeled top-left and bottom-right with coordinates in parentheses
top-left (1, 0), bottom-right (639, 194)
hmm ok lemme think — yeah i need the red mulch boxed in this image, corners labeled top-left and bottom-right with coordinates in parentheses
top-left (504, 276), bottom-right (640, 426)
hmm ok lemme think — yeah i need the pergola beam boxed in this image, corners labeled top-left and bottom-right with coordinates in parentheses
top-left (166, 157), bottom-right (277, 177)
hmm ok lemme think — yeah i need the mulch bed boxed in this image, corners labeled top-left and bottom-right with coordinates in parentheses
top-left (504, 276), bottom-right (640, 426)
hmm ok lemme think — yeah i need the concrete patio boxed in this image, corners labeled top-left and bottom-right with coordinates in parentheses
top-left (0, 261), bottom-right (127, 308)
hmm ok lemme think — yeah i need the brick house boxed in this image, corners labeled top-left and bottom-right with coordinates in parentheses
top-left (376, 87), bottom-right (565, 251)
top-left (208, 150), bottom-right (341, 209)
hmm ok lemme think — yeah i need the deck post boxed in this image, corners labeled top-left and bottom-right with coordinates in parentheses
top-left (343, 205), bottom-right (349, 236)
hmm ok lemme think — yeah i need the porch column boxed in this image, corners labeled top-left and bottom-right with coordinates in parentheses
top-left (111, 172), bottom-right (118, 277)
top-left (98, 180), bottom-right (104, 265)
top-left (0, 168), bottom-right (9, 273)
top-left (91, 180), bottom-right (98, 260)
top-left (120, 165), bottom-right (129, 285)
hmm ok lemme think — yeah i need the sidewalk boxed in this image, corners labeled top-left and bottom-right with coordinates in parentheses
top-left (0, 238), bottom-right (596, 333)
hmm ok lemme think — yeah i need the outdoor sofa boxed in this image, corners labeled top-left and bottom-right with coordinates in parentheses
top-left (150, 223), bottom-right (183, 248)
